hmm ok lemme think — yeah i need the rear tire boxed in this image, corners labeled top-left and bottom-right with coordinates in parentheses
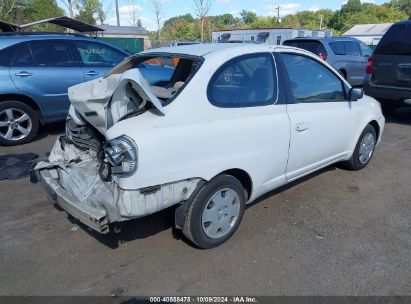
top-left (0, 101), bottom-right (39, 146)
top-left (342, 124), bottom-right (376, 171)
top-left (182, 174), bottom-right (246, 249)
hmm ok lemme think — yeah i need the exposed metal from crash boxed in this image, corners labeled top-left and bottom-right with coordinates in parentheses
top-left (35, 139), bottom-right (204, 233)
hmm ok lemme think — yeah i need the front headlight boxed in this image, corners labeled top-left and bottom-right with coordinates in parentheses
top-left (101, 135), bottom-right (137, 179)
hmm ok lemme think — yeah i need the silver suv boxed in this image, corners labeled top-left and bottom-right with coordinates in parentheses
top-left (283, 37), bottom-right (373, 86)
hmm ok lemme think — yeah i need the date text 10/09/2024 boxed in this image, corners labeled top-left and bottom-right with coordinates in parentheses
top-left (149, 297), bottom-right (258, 303)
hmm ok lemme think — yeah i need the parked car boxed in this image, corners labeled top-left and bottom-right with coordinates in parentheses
top-left (363, 19), bottom-right (411, 113)
top-left (0, 33), bottom-right (174, 146)
top-left (33, 44), bottom-right (385, 249)
top-left (283, 37), bottom-right (373, 86)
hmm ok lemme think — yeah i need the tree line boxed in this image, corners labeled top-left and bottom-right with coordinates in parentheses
top-left (0, 0), bottom-right (410, 40)
top-left (0, 0), bottom-right (105, 31)
top-left (157, 0), bottom-right (410, 42)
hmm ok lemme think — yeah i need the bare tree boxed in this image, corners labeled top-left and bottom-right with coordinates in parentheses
top-left (60, 0), bottom-right (75, 18)
top-left (147, 0), bottom-right (163, 42)
top-left (128, 0), bottom-right (140, 26)
top-left (193, 0), bottom-right (211, 42)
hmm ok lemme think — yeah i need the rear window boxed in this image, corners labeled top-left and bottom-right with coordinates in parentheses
top-left (283, 40), bottom-right (327, 57)
top-left (135, 57), bottom-right (177, 86)
top-left (375, 23), bottom-right (411, 55)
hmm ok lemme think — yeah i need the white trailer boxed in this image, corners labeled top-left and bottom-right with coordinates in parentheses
top-left (212, 28), bottom-right (333, 45)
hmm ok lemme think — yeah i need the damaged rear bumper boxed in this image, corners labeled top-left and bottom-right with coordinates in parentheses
top-left (33, 136), bottom-right (204, 235)
top-left (37, 169), bottom-right (110, 234)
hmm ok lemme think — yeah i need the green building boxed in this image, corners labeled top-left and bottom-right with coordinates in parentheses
top-left (98, 25), bottom-right (151, 55)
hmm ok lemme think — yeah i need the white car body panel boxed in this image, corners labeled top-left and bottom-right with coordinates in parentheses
top-left (105, 45), bottom-right (384, 199)
top-left (36, 44), bottom-right (385, 233)
top-left (68, 68), bottom-right (165, 133)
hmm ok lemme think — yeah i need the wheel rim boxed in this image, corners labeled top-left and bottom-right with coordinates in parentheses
top-left (0, 108), bottom-right (32, 141)
top-left (201, 188), bottom-right (241, 239)
top-left (359, 132), bottom-right (376, 165)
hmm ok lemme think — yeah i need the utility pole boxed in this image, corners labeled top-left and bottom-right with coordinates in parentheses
top-left (319, 14), bottom-right (323, 30)
top-left (115, 0), bottom-right (120, 26)
top-left (68, 0), bottom-right (74, 18)
top-left (275, 5), bottom-right (280, 25)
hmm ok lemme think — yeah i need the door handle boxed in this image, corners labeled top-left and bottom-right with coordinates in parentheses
top-left (85, 71), bottom-right (99, 76)
top-left (296, 123), bottom-right (310, 132)
top-left (15, 71), bottom-right (33, 77)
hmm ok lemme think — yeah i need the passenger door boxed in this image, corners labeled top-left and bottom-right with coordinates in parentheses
top-left (9, 40), bottom-right (85, 121)
top-left (280, 52), bottom-right (356, 181)
top-left (207, 53), bottom-right (291, 194)
top-left (71, 41), bottom-right (128, 81)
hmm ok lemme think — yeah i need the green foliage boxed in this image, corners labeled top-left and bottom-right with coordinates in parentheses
top-left (390, 0), bottom-right (411, 16)
top-left (282, 9), bottom-right (334, 30)
top-left (0, 0), bottom-right (105, 31)
top-left (0, 0), bottom-right (408, 40)
top-left (0, 0), bottom-right (26, 24)
top-left (74, 0), bottom-right (105, 25)
top-left (158, 0), bottom-right (407, 41)
top-left (25, 0), bottom-right (65, 31)
top-left (342, 0), bottom-right (362, 14)
top-left (329, 1), bottom-right (407, 33)
top-left (161, 14), bottom-right (199, 41)
top-left (0, 0), bottom-right (64, 31)
top-left (240, 10), bottom-right (257, 25)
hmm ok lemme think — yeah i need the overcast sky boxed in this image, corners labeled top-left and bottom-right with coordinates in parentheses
top-left (59, 0), bottom-right (391, 30)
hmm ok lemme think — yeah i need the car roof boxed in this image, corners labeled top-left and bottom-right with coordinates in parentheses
top-left (143, 43), bottom-right (284, 57)
top-left (0, 33), bottom-right (129, 54)
top-left (284, 36), bottom-right (360, 43)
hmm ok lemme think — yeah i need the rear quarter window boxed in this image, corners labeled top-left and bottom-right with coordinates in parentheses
top-left (375, 23), bottom-right (411, 55)
top-left (208, 53), bottom-right (278, 107)
top-left (0, 45), bottom-right (18, 67)
top-left (329, 41), bottom-right (345, 55)
top-left (344, 41), bottom-right (361, 56)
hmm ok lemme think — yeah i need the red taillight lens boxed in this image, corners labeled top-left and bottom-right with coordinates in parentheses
top-left (366, 57), bottom-right (375, 74)
top-left (320, 54), bottom-right (327, 60)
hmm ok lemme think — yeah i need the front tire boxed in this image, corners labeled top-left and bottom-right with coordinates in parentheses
top-left (182, 175), bottom-right (246, 249)
top-left (0, 101), bottom-right (39, 146)
top-left (342, 124), bottom-right (377, 171)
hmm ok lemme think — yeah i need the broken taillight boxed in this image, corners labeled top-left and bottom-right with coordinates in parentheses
top-left (320, 54), bottom-right (328, 60)
top-left (366, 57), bottom-right (376, 74)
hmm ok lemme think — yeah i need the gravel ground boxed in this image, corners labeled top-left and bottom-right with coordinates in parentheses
top-left (0, 109), bottom-right (410, 296)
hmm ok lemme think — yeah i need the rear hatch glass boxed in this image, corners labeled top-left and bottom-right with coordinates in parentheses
top-left (283, 40), bottom-right (328, 58)
top-left (373, 22), bottom-right (411, 87)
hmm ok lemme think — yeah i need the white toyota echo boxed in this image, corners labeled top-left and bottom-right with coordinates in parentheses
top-left (34, 44), bottom-right (385, 249)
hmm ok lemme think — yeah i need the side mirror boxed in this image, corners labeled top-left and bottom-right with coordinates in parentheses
top-left (349, 88), bottom-right (364, 101)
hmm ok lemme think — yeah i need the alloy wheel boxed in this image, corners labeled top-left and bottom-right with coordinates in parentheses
top-left (0, 108), bottom-right (33, 141)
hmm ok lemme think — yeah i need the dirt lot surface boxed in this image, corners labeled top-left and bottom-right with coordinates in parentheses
top-left (0, 110), bottom-right (410, 296)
